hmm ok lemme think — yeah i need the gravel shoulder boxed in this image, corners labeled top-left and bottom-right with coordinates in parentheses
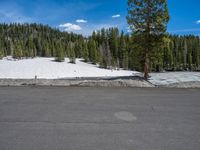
top-left (1, 78), bottom-right (200, 88)
top-left (0, 77), bottom-right (155, 88)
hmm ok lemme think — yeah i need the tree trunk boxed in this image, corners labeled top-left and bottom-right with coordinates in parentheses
top-left (144, 53), bottom-right (149, 80)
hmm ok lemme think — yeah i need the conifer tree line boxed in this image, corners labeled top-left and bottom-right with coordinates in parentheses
top-left (0, 23), bottom-right (84, 63)
top-left (0, 23), bottom-right (200, 71)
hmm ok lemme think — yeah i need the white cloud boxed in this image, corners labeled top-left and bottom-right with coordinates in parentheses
top-left (112, 14), bottom-right (120, 18)
top-left (59, 23), bottom-right (81, 31)
top-left (59, 21), bottom-right (126, 37)
top-left (76, 19), bottom-right (87, 23)
top-left (65, 23), bottom-right (117, 36)
top-left (196, 20), bottom-right (200, 24)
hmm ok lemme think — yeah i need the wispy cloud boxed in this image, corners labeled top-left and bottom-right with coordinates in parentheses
top-left (76, 19), bottom-right (87, 23)
top-left (59, 23), bottom-right (81, 31)
top-left (0, 7), bottom-right (32, 23)
top-left (112, 14), bottom-right (120, 18)
top-left (196, 20), bottom-right (200, 24)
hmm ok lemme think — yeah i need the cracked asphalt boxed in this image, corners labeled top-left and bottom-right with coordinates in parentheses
top-left (0, 87), bottom-right (200, 150)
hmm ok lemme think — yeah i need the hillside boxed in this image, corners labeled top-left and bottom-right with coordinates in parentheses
top-left (0, 23), bottom-right (200, 73)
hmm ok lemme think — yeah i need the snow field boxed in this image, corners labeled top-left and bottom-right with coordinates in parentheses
top-left (0, 57), bottom-right (137, 79)
top-left (1, 57), bottom-right (200, 87)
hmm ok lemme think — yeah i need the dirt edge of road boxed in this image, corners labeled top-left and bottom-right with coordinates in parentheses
top-left (1, 79), bottom-right (200, 88)
top-left (0, 78), bottom-right (154, 88)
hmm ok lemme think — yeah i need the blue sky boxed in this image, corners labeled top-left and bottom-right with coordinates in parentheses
top-left (0, 0), bottom-right (200, 36)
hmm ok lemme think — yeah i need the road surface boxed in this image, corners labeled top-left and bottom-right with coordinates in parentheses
top-left (0, 87), bottom-right (200, 150)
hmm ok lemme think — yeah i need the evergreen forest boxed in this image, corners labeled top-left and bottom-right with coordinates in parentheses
top-left (0, 23), bottom-right (200, 72)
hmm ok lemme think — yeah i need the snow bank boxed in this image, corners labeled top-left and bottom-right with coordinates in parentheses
top-left (0, 57), bottom-right (137, 79)
top-left (149, 72), bottom-right (200, 86)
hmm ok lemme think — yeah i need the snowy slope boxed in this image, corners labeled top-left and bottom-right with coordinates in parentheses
top-left (0, 57), bottom-right (137, 79)
top-left (149, 72), bottom-right (200, 85)
top-left (1, 57), bottom-right (199, 86)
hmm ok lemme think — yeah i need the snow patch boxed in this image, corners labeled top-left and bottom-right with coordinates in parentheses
top-left (149, 72), bottom-right (200, 86)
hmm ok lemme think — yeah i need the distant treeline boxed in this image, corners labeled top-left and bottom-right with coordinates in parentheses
top-left (0, 23), bottom-right (200, 71)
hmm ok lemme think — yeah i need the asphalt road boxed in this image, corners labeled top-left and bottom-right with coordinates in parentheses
top-left (0, 87), bottom-right (200, 150)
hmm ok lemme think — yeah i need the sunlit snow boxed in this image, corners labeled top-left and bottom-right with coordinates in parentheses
top-left (0, 57), bottom-right (137, 79)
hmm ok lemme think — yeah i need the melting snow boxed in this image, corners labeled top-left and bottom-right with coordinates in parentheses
top-left (149, 72), bottom-right (200, 85)
top-left (0, 57), bottom-right (137, 79)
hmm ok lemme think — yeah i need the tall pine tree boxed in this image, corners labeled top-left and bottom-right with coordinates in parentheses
top-left (127, 0), bottom-right (169, 80)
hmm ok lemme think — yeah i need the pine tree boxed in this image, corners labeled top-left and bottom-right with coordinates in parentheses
top-left (74, 40), bottom-right (82, 58)
top-left (26, 37), bottom-right (36, 57)
top-left (0, 40), bottom-right (4, 59)
top-left (88, 39), bottom-right (98, 64)
top-left (0, 49), bottom-right (4, 59)
top-left (119, 32), bottom-right (128, 69)
top-left (105, 40), bottom-right (112, 68)
top-left (197, 39), bottom-right (200, 70)
top-left (127, 0), bottom-right (169, 80)
top-left (83, 42), bottom-right (89, 62)
top-left (109, 28), bottom-right (119, 62)
top-left (188, 53), bottom-right (193, 70)
top-left (123, 50), bottom-right (129, 70)
top-left (13, 41), bottom-right (23, 59)
top-left (99, 44), bottom-right (107, 69)
top-left (68, 42), bottom-right (76, 64)
top-left (55, 42), bottom-right (65, 62)
top-left (183, 39), bottom-right (188, 69)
